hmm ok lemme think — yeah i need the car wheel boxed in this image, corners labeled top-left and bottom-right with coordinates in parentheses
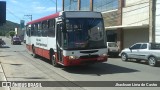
top-left (51, 55), bottom-right (59, 67)
top-left (121, 53), bottom-right (128, 61)
top-left (148, 56), bottom-right (157, 67)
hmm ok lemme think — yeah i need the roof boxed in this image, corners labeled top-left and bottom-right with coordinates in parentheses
top-left (27, 12), bottom-right (60, 25)
top-left (105, 24), bottom-right (149, 30)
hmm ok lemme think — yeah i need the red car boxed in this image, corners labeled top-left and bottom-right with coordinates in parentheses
top-left (11, 37), bottom-right (21, 45)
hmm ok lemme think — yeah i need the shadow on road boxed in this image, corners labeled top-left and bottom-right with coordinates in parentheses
top-left (0, 45), bottom-right (10, 48)
top-left (62, 63), bottom-right (139, 76)
top-left (0, 55), bottom-right (12, 57)
top-left (36, 56), bottom-right (139, 75)
top-left (128, 60), bottom-right (160, 67)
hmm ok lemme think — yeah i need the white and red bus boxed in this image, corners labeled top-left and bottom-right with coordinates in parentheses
top-left (26, 11), bottom-right (108, 66)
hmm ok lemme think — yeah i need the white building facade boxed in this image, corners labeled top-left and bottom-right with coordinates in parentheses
top-left (156, 0), bottom-right (160, 42)
top-left (122, 0), bottom-right (149, 48)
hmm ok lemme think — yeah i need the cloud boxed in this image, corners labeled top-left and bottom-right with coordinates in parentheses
top-left (10, 0), bottom-right (19, 4)
top-left (30, 1), bottom-right (61, 14)
top-left (32, 6), bottom-right (60, 14)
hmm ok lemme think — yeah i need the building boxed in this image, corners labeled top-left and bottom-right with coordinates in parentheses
top-left (62, 0), bottom-right (158, 50)
top-left (156, 0), bottom-right (160, 42)
top-left (120, 0), bottom-right (149, 48)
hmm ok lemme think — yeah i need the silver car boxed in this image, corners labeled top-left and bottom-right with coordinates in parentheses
top-left (119, 43), bottom-right (160, 66)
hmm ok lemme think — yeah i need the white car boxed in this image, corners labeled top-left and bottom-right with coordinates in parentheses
top-left (107, 42), bottom-right (119, 57)
top-left (119, 43), bottom-right (160, 66)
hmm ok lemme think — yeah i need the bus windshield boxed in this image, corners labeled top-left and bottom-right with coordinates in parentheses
top-left (63, 18), bottom-right (106, 50)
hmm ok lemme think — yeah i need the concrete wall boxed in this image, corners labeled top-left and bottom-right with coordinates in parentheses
top-left (122, 0), bottom-right (149, 26)
top-left (156, 0), bottom-right (160, 43)
top-left (125, 0), bottom-right (149, 6)
top-left (102, 10), bottom-right (119, 27)
top-left (123, 28), bottom-right (149, 48)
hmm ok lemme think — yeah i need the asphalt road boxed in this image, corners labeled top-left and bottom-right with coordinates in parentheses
top-left (0, 36), bottom-right (160, 90)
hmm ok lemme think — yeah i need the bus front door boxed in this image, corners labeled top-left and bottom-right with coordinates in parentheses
top-left (56, 22), bottom-right (63, 63)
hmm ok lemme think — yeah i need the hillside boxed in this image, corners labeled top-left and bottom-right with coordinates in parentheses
top-left (0, 20), bottom-right (20, 36)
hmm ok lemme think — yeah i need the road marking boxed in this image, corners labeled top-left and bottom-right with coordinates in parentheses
top-left (0, 63), bottom-right (11, 90)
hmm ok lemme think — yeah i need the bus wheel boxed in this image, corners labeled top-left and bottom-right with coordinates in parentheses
top-left (32, 46), bottom-right (37, 58)
top-left (51, 55), bottom-right (59, 67)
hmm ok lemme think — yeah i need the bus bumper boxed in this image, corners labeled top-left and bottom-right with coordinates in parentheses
top-left (62, 56), bottom-right (108, 66)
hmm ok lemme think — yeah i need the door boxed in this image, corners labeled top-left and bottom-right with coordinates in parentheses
top-left (56, 22), bottom-right (63, 62)
top-left (138, 44), bottom-right (147, 59)
top-left (128, 43), bottom-right (141, 59)
top-left (26, 27), bottom-right (31, 49)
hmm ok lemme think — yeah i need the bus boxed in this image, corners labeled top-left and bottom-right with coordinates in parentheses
top-left (26, 11), bottom-right (108, 67)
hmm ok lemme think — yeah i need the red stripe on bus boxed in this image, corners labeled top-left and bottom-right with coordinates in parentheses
top-left (27, 12), bottom-right (59, 25)
top-left (42, 49), bottom-right (50, 60)
top-left (26, 44), bottom-right (50, 60)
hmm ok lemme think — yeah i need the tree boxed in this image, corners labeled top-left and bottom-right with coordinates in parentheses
top-left (9, 31), bottom-right (15, 38)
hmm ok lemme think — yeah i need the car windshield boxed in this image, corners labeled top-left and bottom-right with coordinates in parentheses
top-left (63, 18), bottom-right (106, 50)
top-left (13, 38), bottom-right (20, 40)
top-left (151, 43), bottom-right (160, 50)
top-left (108, 42), bottom-right (117, 47)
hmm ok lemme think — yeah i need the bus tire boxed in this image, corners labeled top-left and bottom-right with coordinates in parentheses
top-left (51, 55), bottom-right (59, 67)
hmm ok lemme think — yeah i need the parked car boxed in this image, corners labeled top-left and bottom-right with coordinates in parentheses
top-left (0, 38), bottom-right (6, 47)
top-left (11, 37), bottom-right (21, 45)
top-left (107, 42), bottom-right (119, 57)
top-left (119, 42), bottom-right (160, 66)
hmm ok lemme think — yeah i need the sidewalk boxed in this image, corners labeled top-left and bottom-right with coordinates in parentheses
top-left (0, 61), bottom-right (10, 90)
top-left (0, 36), bottom-right (10, 90)
top-left (0, 62), bottom-right (6, 81)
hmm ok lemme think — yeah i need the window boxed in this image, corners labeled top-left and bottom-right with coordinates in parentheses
top-left (151, 43), bottom-right (160, 50)
top-left (93, 0), bottom-right (118, 12)
top-left (48, 19), bottom-right (55, 37)
top-left (130, 44), bottom-right (141, 49)
top-left (64, 0), bottom-right (78, 11)
top-left (141, 44), bottom-right (147, 49)
top-left (42, 21), bottom-right (48, 29)
top-left (80, 0), bottom-right (90, 11)
top-left (31, 24), bottom-right (34, 36)
top-left (26, 25), bottom-right (30, 36)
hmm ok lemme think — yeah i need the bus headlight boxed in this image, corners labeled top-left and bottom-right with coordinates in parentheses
top-left (101, 53), bottom-right (107, 57)
top-left (98, 53), bottom-right (108, 60)
top-left (69, 56), bottom-right (78, 60)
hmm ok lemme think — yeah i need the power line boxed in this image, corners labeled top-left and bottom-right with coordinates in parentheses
top-left (6, 8), bottom-right (22, 20)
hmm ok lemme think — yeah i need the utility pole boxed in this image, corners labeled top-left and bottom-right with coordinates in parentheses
top-left (149, 0), bottom-right (156, 42)
top-left (24, 15), bottom-right (32, 21)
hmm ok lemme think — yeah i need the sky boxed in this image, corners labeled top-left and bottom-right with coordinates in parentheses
top-left (1, 0), bottom-right (62, 24)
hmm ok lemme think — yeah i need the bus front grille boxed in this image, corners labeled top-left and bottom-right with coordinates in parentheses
top-left (80, 55), bottom-right (99, 59)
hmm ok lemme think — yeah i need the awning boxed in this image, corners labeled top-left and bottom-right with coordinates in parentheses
top-left (105, 24), bottom-right (149, 30)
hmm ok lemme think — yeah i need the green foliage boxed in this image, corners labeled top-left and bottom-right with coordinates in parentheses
top-left (0, 20), bottom-right (20, 36)
top-left (9, 31), bottom-right (15, 38)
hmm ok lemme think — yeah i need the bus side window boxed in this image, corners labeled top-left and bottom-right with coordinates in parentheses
top-left (42, 21), bottom-right (48, 37)
top-left (31, 24), bottom-right (34, 36)
top-left (38, 23), bottom-right (42, 37)
top-left (48, 19), bottom-right (55, 37)
top-left (26, 26), bottom-right (29, 36)
top-left (34, 23), bottom-right (38, 36)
